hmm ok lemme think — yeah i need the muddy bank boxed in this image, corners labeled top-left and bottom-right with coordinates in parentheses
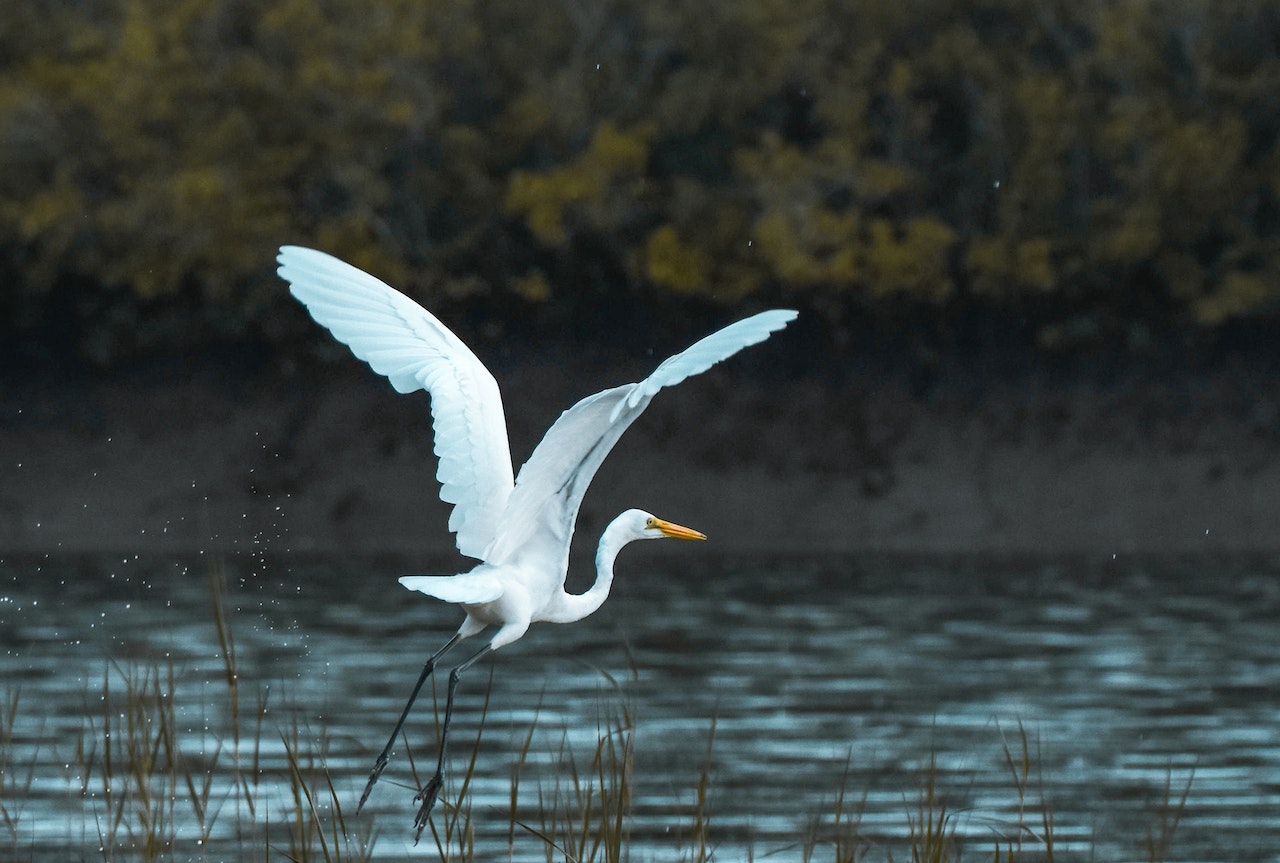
top-left (3, 357), bottom-right (1280, 559)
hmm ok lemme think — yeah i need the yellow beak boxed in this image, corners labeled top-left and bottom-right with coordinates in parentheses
top-left (654, 518), bottom-right (707, 541)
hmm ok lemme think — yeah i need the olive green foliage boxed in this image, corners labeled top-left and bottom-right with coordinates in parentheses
top-left (3, 0), bottom-right (1279, 363)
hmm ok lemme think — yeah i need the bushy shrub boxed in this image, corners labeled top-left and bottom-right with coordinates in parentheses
top-left (2, 0), bottom-right (1278, 365)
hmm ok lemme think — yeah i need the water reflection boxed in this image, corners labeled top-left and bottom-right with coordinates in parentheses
top-left (1, 554), bottom-right (1278, 860)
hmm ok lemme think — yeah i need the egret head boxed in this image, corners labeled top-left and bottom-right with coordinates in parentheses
top-left (622, 508), bottom-right (707, 542)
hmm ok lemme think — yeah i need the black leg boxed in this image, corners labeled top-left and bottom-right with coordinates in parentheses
top-left (357, 632), bottom-right (462, 813)
top-left (412, 644), bottom-right (492, 843)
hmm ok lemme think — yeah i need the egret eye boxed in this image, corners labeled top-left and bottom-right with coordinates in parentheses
top-left (645, 517), bottom-right (656, 528)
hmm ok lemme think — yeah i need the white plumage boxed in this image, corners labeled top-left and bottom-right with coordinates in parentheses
top-left (276, 245), bottom-right (794, 835)
top-left (279, 245), bottom-right (794, 582)
top-left (277, 246), bottom-right (513, 559)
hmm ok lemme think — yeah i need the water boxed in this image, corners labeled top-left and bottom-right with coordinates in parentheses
top-left (2, 552), bottom-right (1279, 861)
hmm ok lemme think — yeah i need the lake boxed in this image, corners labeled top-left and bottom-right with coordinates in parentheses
top-left (1, 552), bottom-right (1278, 861)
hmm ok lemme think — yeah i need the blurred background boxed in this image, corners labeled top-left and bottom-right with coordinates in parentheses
top-left (3, 0), bottom-right (1280, 555)
top-left (4, 6), bottom-right (1280, 859)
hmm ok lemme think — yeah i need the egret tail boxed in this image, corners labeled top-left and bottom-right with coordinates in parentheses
top-left (399, 573), bottom-right (504, 604)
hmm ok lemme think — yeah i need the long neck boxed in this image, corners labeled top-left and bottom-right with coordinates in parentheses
top-left (545, 517), bottom-right (631, 624)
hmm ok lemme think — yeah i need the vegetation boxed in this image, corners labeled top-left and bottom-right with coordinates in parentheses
top-left (3, 0), bottom-right (1279, 366)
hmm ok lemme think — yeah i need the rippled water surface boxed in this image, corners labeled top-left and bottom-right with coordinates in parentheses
top-left (2, 553), bottom-right (1279, 861)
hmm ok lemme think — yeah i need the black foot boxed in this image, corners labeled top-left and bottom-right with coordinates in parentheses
top-left (412, 774), bottom-right (444, 843)
top-left (357, 754), bottom-right (389, 813)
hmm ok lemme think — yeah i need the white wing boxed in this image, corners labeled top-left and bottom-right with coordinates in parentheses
top-left (483, 309), bottom-right (797, 567)
top-left (277, 246), bottom-right (515, 559)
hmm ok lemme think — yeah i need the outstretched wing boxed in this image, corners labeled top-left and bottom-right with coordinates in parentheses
top-left (483, 309), bottom-right (797, 567)
top-left (277, 246), bottom-right (515, 559)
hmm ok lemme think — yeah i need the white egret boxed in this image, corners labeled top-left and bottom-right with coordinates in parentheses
top-left (276, 246), bottom-right (795, 838)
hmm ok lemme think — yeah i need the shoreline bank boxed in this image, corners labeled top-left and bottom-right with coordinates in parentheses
top-left (4, 363), bottom-right (1279, 558)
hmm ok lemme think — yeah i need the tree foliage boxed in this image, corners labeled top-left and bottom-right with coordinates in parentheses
top-left (3, 0), bottom-right (1279, 364)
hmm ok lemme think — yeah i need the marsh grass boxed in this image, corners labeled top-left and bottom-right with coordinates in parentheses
top-left (906, 753), bottom-right (956, 863)
top-left (1144, 767), bottom-right (1194, 863)
top-left (0, 686), bottom-right (33, 842)
top-left (800, 755), bottom-right (871, 863)
top-left (57, 561), bottom-right (362, 863)
top-left (280, 717), bottom-right (376, 863)
top-left (0, 560), bottom-right (1194, 862)
top-left (505, 678), bottom-right (636, 863)
top-left (992, 719), bottom-right (1057, 861)
top-left (681, 714), bottom-right (716, 863)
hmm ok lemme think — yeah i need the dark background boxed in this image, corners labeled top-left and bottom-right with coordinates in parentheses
top-left (4, 1), bottom-right (1280, 557)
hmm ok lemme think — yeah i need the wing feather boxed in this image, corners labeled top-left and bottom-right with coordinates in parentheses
top-left (484, 310), bottom-right (797, 567)
top-left (613, 309), bottom-right (797, 420)
top-left (277, 246), bottom-right (515, 559)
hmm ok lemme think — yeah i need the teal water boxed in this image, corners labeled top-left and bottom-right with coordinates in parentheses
top-left (2, 553), bottom-right (1278, 861)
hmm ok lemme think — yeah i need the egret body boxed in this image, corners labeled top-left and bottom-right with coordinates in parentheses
top-left (276, 246), bottom-right (794, 837)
